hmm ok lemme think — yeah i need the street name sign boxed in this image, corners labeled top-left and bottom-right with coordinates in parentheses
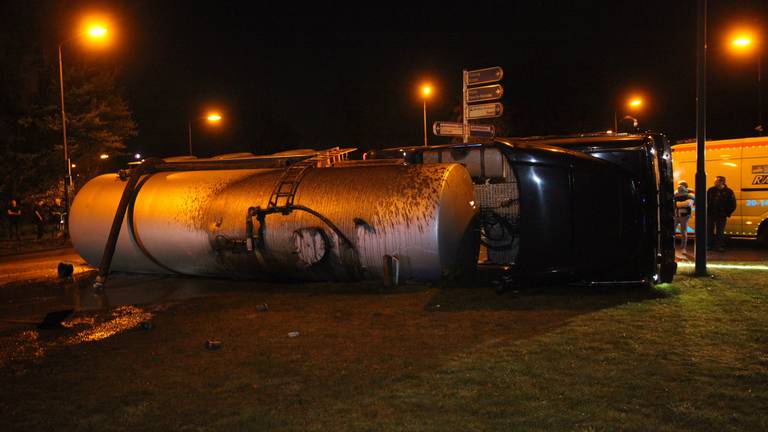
top-left (433, 121), bottom-right (465, 136)
top-left (467, 102), bottom-right (504, 119)
top-left (433, 122), bottom-right (495, 137)
top-left (469, 124), bottom-right (495, 137)
top-left (466, 66), bottom-right (504, 85)
top-left (466, 84), bottom-right (504, 103)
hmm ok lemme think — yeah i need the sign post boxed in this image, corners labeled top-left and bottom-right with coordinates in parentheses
top-left (463, 70), bottom-right (469, 143)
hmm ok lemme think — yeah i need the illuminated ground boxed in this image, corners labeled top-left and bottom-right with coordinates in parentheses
top-left (0, 262), bottom-right (767, 431)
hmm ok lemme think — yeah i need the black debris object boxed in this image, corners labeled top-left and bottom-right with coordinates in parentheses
top-left (205, 339), bottom-right (221, 350)
top-left (37, 309), bottom-right (75, 330)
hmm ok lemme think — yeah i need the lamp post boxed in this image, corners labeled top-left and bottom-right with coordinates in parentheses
top-left (695, 0), bottom-right (707, 275)
top-left (58, 24), bottom-right (109, 237)
top-left (188, 112), bottom-right (223, 156)
top-left (421, 85), bottom-right (432, 146)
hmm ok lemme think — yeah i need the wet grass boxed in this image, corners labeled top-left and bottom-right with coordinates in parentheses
top-left (0, 268), bottom-right (767, 431)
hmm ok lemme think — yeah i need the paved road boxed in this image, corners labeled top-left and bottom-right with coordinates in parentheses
top-left (0, 247), bottom-right (88, 286)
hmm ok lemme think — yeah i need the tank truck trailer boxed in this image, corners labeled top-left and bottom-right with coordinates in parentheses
top-left (71, 148), bottom-right (480, 288)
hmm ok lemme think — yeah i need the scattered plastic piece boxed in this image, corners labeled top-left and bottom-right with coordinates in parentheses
top-left (205, 339), bottom-right (221, 350)
top-left (257, 303), bottom-right (269, 312)
top-left (288, 331), bottom-right (300, 338)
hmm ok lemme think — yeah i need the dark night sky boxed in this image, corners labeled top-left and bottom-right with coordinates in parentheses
top-left (43, 1), bottom-right (768, 157)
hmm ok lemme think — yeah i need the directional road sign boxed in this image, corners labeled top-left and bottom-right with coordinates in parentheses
top-left (469, 124), bottom-right (495, 137)
top-left (467, 84), bottom-right (504, 103)
top-left (433, 121), bottom-right (464, 136)
top-left (467, 102), bottom-right (504, 120)
top-left (466, 66), bottom-right (504, 86)
top-left (433, 122), bottom-right (495, 137)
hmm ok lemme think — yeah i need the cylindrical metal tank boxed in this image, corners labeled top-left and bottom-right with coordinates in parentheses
top-left (70, 163), bottom-right (478, 282)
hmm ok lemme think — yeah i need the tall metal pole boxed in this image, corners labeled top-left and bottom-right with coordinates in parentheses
top-left (695, 0), bottom-right (708, 275)
top-left (188, 121), bottom-right (193, 155)
top-left (614, 110), bottom-right (618, 132)
top-left (462, 69), bottom-right (469, 144)
top-left (758, 52), bottom-right (763, 135)
top-left (58, 44), bottom-right (71, 237)
top-left (422, 99), bottom-right (428, 146)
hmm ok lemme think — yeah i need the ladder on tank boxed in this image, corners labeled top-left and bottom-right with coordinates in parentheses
top-left (267, 147), bottom-right (350, 212)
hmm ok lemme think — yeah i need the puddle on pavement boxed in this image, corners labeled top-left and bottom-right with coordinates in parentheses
top-left (0, 271), bottom-right (248, 368)
top-left (64, 305), bottom-right (153, 344)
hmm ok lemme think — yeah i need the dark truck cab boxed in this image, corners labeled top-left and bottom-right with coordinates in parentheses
top-left (365, 133), bottom-right (676, 285)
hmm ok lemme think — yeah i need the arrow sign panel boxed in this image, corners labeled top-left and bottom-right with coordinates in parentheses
top-left (467, 84), bottom-right (504, 103)
top-left (469, 124), bottom-right (495, 137)
top-left (433, 121), bottom-right (465, 136)
top-left (433, 122), bottom-right (496, 137)
top-left (466, 66), bottom-right (504, 86)
top-left (467, 102), bottom-right (504, 120)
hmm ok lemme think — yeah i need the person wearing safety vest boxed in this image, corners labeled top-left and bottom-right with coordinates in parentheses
top-left (674, 180), bottom-right (694, 256)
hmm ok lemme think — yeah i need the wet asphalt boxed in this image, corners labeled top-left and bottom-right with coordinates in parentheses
top-left (0, 241), bottom-right (764, 333)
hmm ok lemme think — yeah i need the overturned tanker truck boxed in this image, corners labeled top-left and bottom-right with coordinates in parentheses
top-left (365, 132), bottom-right (677, 285)
top-left (72, 132), bottom-right (676, 288)
top-left (70, 149), bottom-right (480, 287)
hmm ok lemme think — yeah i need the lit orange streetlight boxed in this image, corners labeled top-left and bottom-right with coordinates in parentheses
top-left (614, 95), bottom-right (644, 132)
top-left (188, 111), bottom-right (224, 155)
top-left (728, 29), bottom-right (763, 134)
top-left (58, 17), bottom-right (113, 236)
top-left (420, 84), bottom-right (432, 146)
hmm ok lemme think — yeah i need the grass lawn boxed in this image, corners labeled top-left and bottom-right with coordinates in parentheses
top-left (0, 266), bottom-right (766, 431)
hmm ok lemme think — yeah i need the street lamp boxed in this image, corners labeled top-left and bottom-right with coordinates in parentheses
top-left (421, 84), bottom-right (432, 146)
top-left (58, 21), bottom-right (110, 236)
top-left (188, 112), bottom-right (223, 156)
top-left (729, 31), bottom-right (763, 135)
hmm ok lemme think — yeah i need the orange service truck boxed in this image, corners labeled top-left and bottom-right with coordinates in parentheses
top-left (672, 136), bottom-right (768, 245)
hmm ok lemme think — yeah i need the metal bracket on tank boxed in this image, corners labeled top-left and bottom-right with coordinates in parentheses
top-left (245, 206), bottom-right (266, 252)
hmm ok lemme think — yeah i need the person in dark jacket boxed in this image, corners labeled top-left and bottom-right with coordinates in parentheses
top-left (6, 199), bottom-right (22, 241)
top-left (706, 176), bottom-right (737, 252)
top-left (33, 200), bottom-right (47, 240)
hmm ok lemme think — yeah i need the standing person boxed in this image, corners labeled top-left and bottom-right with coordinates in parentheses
top-left (50, 198), bottom-right (65, 239)
top-left (7, 199), bottom-right (22, 241)
top-left (706, 176), bottom-right (737, 252)
top-left (674, 181), bottom-right (694, 256)
top-left (33, 200), bottom-right (47, 240)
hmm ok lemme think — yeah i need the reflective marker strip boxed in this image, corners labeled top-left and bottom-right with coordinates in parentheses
top-left (677, 263), bottom-right (768, 271)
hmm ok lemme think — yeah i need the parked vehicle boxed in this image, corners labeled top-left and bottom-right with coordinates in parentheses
top-left (365, 132), bottom-right (677, 285)
top-left (672, 136), bottom-right (768, 245)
